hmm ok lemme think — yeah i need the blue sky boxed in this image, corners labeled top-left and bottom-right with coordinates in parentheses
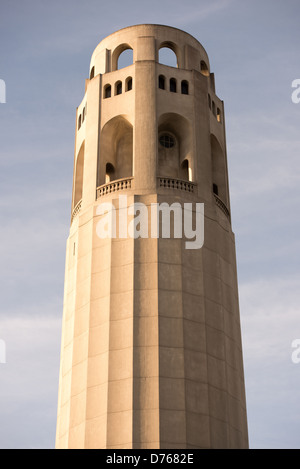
top-left (0, 0), bottom-right (300, 449)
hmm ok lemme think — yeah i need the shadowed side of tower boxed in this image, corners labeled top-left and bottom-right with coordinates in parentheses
top-left (55, 24), bottom-right (248, 449)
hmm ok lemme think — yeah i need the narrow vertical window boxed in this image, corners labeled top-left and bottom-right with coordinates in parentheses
top-left (213, 183), bottom-right (219, 196)
top-left (181, 80), bottom-right (189, 95)
top-left (106, 163), bottom-right (115, 183)
top-left (159, 75), bottom-right (165, 90)
top-left (115, 81), bottom-right (122, 95)
top-left (104, 85), bottom-right (111, 99)
top-left (181, 159), bottom-right (189, 181)
top-left (126, 77), bottom-right (132, 91)
top-left (78, 115), bottom-right (81, 130)
top-left (170, 78), bottom-right (177, 93)
top-left (217, 108), bottom-right (221, 123)
top-left (90, 66), bottom-right (95, 79)
top-left (208, 94), bottom-right (211, 110)
top-left (212, 101), bottom-right (216, 116)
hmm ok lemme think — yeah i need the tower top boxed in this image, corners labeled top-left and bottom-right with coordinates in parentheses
top-left (89, 24), bottom-right (211, 80)
top-left (93, 23), bottom-right (209, 50)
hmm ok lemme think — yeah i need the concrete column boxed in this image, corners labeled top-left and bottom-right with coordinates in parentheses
top-left (134, 56), bottom-right (157, 192)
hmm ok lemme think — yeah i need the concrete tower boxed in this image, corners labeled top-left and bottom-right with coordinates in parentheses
top-left (55, 24), bottom-right (248, 449)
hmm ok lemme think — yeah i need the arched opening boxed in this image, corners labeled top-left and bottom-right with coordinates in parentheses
top-left (170, 78), bottom-right (177, 93)
top-left (105, 163), bottom-right (115, 183)
top-left (158, 45), bottom-right (178, 68)
top-left (181, 80), bottom-right (189, 95)
top-left (200, 60), bottom-right (209, 76)
top-left (90, 66), bottom-right (95, 79)
top-left (158, 75), bottom-right (165, 90)
top-left (217, 108), bottom-right (221, 123)
top-left (158, 113), bottom-right (193, 180)
top-left (104, 84), bottom-right (111, 99)
top-left (82, 108), bottom-right (85, 123)
top-left (118, 48), bottom-right (133, 69)
top-left (99, 116), bottom-right (133, 186)
top-left (74, 142), bottom-right (84, 207)
top-left (180, 159), bottom-right (190, 181)
top-left (78, 114), bottom-right (82, 130)
top-left (112, 45), bottom-right (133, 71)
top-left (115, 81), bottom-right (122, 95)
top-left (211, 134), bottom-right (227, 203)
top-left (125, 77), bottom-right (132, 91)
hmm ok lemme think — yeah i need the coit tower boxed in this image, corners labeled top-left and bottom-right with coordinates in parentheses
top-left (55, 24), bottom-right (248, 449)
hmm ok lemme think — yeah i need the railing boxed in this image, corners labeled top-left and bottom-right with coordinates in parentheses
top-left (214, 193), bottom-right (230, 220)
top-left (71, 199), bottom-right (82, 224)
top-left (158, 177), bottom-right (196, 193)
top-left (96, 177), bottom-right (133, 198)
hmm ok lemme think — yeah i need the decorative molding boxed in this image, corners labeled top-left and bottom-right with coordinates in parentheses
top-left (214, 193), bottom-right (230, 220)
top-left (96, 177), bottom-right (133, 198)
top-left (71, 199), bottom-right (82, 224)
top-left (158, 177), bottom-right (195, 193)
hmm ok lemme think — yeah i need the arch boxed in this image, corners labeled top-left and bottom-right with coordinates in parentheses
top-left (211, 134), bottom-right (227, 203)
top-left (181, 80), bottom-right (189, 95)
top-left (217, 108), bottom-right (221, 123)
top-left (115, 81), bottom-right (122, 95)
top-left (170, 78), bottom-right (177, 93)
top-left (158, 75), bottom-right (166, 90)
top-left (99, 116), bottom-right (133, 186)
top-left (112, 44), bottom-right (133, 71)
top-left (158, 43), bottom-right (178, 68)
top-left (200, 60), bottom-right (209, 77)
top-left (158, 113), bottom-right (193, 180)
top-left (74, 142), bottom-right (85, 207)
top-left (104, 84), bottom-right (111, 99)
top-left (125, 77), bottom-right (132, 91)
top-left (78, 114), bottom-right (82, 130)
top-left (90, 66), bottom-right (95, 80)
